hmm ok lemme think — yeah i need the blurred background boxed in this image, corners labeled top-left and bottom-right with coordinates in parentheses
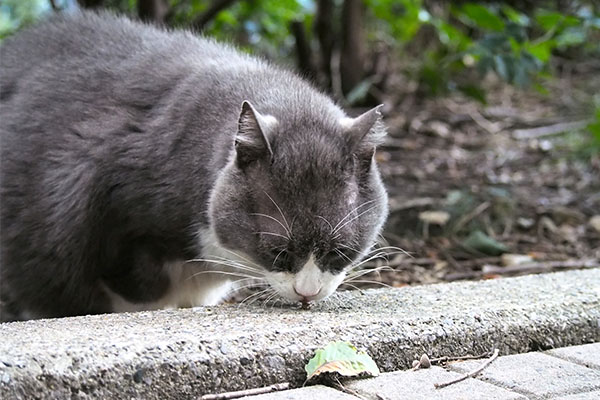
top-left (1, 0), bottom-right (599, 290)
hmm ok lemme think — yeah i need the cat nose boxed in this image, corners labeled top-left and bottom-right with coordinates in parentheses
top-left (293, 285), bottom-right (321, 299)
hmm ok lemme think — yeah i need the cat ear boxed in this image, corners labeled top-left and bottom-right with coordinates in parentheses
top-left (341, 105), bottom-right (386, 159)
top-left (235, 101), bottom-right (275, 168)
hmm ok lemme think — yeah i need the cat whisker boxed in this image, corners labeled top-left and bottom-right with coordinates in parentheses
top-left (343, 279), bottom-right (392, 288)
top-left (226, 280), bottom-right (270, 297)
top-left (188, 270), bottom-right (262, 281)
top-left (334, 248), bottom-right (354, 264)
top-left (366, 245), bottom-right (413, 258)
top-left (272, 248), bottom-right (287, 268)
top-left (239, 288), bottom-right (272, 306)
top-left (345, 265), bottom-right (394, 281)
top-left (243, 288), bottom-right (276, 306)
top-left (332, 204), bottom-right (379, 235)
top-left (185, 257), bottom-right (262, 274)
top-left (213, 248), bottom-right (264, 269)
top-left (348, 251), bottom-right (390, 270)
top-left (250, 213), bottom-right (291, 239)
top-left (254, 231), bottom-right (289, 241)
top-left (339, 282), bottom-right (365, 293)
top-left (350, 249), bottom-right (410, 270)
top-left (337, 242), bottom-right (362, 254)
top-left (263, 191), bottom-right (292, 236)
top-left (263, 292), bottom-right (280, 308)
top-left (316, 215), bottom-right (333, 232)
top-left (331, 199), bottom-right (377, 233)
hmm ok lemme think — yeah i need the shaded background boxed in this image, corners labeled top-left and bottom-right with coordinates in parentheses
top-left (1, 0), bottom-right (599, 290)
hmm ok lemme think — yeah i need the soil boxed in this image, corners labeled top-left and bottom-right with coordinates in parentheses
top-left (351, 58), bottom-right (600, 291)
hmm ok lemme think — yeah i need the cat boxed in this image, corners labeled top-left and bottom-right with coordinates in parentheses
top-left (0, 11), bottom-right (388, 321)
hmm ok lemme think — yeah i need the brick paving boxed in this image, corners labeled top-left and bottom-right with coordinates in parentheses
top-left (245, 342), bottom-right (600, 400)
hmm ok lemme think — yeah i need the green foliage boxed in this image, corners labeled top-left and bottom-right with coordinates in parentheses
top-left (585, 97), bottom-right (600, 153)
top-left (366, 0), bottom-right (424, 42)
top-left (1, 1), bottom-right (597, 102)
top-left (170, 0), bottom-right (309, 59)
top-left (363, 2), bottom-right (598, 101)
top-left (0, 0), bottom-right (49, 39)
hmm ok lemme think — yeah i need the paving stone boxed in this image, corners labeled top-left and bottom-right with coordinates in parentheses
top-left (345, 367), bottom-right (526, 400)
top-left (242, 385), bottom-right (358, 399)
top-left (448, 352), bottom-right (600, 398)
top-left (553, 391), bottom-right (600, 400)
top-left (1, 269), bottom-right (599, 398)
top-left (547, 343), bottom-right (600, 370)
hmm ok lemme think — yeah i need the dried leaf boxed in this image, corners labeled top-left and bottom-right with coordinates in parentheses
top-left (305, 341), bottom-right (380, 381)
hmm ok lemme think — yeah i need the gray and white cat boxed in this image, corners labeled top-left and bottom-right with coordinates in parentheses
top-left (0, 11), bottom-right (388, 320)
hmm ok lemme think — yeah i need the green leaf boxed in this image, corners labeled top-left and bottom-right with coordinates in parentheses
top-left (501, 5), bottom-right (530, 26)
top-left (493, 54), bottom-right (509, 80)
top-left (305, 341), bottom-right (380, 381)
top-left (525, 40), bottom-right (554, 63)
top-left (459, 4), bottom-right (505, 31)
top-left (462, 230), bottom-right (508, 256)
top-left (535, 10), bottom-right (563, 31)
top-left (457, 84), bottom-right (487, 103)
top-left (345, 78), bottom-right (374, 105)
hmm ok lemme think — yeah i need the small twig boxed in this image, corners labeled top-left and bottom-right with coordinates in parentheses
top-left (430, 350), bottom-right (493, 364)
top-left (439, 248), bottom-right (462, 271)
top-left (455, 257), bottom-right (502, 269)
top-left (469, 111), bottom-right (501, 134)
top-left (388, 197), bottom-right (436, 212)
top-left (200, 383), bottom-right (290, 400)
top-left (482, 259), bottom-right (600, 275)
top-left (452, 201), bottom-right (491, 233)
top-left (333, 377), bottom-right (370, 400)
top-left (412, 351), bottom-right (492, 371)
top-left (444, 259), bottom-right (599, 281)
top-left (434, 349), bottom-right (499, 389)
top-left (49, 0), bottom-right (59, 10)
top-left (512, 120), bottom-right (589, 140)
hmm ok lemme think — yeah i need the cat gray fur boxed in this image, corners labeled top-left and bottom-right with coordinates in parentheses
top-left (0, 11), bottom-right (388, 320)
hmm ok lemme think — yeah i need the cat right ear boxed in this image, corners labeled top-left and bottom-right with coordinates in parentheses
top-left (235, 101), bottom-right (275, 168)
top-left (341, 105), bottom-right (386, 160)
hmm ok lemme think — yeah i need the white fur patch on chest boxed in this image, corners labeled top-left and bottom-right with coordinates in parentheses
top-left (106, 228), bottom-right (249, 313)
top-left (105, 260), bottom-right (234, 313)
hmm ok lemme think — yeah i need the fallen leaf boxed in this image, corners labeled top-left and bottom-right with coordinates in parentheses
top-left (305, 341), bottom-right (380, 381)
top-left (462, 230), bottom-right (508, 256)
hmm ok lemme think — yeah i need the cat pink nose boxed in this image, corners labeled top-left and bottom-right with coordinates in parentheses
top-left (294, 285), bottom-right (321, 299)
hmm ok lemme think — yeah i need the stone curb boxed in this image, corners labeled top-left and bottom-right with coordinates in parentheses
top-left (1, 269), bottom-right (599, 399)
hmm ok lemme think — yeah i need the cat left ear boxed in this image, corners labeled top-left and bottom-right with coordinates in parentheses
top-left (235, 101), bottom-right (275, 168)
top-left (341, 105), bottom-right (386, 159)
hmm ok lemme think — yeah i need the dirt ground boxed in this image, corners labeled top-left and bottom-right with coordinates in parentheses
top-left (349, 58), bottom-right (600, 291)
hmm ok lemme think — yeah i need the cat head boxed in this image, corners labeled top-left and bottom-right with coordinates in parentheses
top-left (207, 100), bottom-right (388, 303)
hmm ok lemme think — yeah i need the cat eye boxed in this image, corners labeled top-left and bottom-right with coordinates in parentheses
top-left (320, 249), bottom-right (353, 271)
top-left (270, 249), bottom-right (291, 267)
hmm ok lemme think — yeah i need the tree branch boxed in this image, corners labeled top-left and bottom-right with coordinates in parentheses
top-left (290, 20), bottom-right (317, 81)
top-left (340, 0), bottom-right (366, 95)
top-left (76, 0), bottom-right (104, 8)
top-left (315, 0), bottom-right (334, 90)
top-left (137, 0), bottom-right (169, 24)
top-left (192, 0), bottom-right (238, 32)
